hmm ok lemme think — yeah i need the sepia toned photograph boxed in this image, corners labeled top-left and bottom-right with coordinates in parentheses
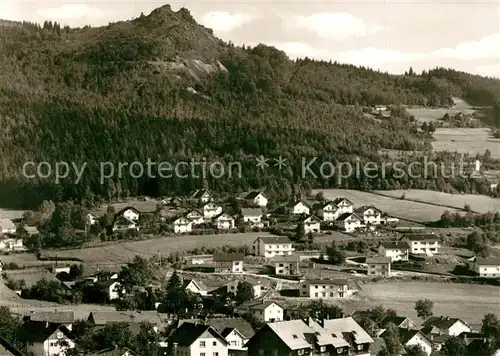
top-left (0, 0), bottom-right (499, 355)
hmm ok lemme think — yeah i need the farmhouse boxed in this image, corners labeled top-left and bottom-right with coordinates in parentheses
top-left (246, 318), bottom-right (350, 356)
top-left (378, 241), bottom-right (410, 262)
top-left (203, 202), bottom-right (222, 220)
top-left (300, 215), bottom-right (322, 234)
top-left (381, 328), bottom-right (433, 356)
top-left (188, 255), bottom-right (213, 265)
top-left (226, 280), bottom-right (262, 298)
top-left (332, 197), bottom-right (354, 215)
top-left (355, 206), bottom-right (383, 226)
top-left (318, 201), bottom-right (340, 222)
top-left (0, 218), bottom-right (16, 235)
top-left (421, 316), bottom-right (471, 337)
top-left (17, 225), bottom-right (39, 238)
top-left (183, 278), bottom-right (208, 296)
top-left (321, 317), bottom-right (374, 356)
top-left (112, 216), bottom-right (138, 232)
top-left (214, 253), bottom-right (244, 273)
top-left (241, 208), bottom-right (264, 228)
top-left (191, 189), bottom-right (213, 203)
top-left (335, 212), bottom-right (362, 232)
top-left (94, 279), bottom-right (122, 301)
top-left (289, 200), bottom-right (311, 215)
top-left (253, 236), bottom-right (294, 257)
top-left (299, 279), bottom-right (350, 299)
top-left (366, 257), bottom-right (391, 277)
top-left (273, 255), bottom-right (301, 276)
top-left (88, 311), bottom-right (167, 330)
top-left (382, 315), bottom-right (418, 329)
top-left (405, 234), bottom-right (440, 256)
top-left (214, 213), bottom-right (235, 230)
top-left (166, 323), bottom-right (228, 356)
top-left (186, 210), bottom-right (204, 225)
top-left (468, 256), bottom-right (500, 278)
top-left (21, 322), bottom-right (75, 356)
top-left (116, 207), bottom-right (140, 222)
top-left (0, 235), bottom-right (24, 252)
top-left (244, 191), bottom-right (268, 207)
top-left (173, 216), bottom-right (193, 234)
top-left (235, 300), bottom-right (283, 323)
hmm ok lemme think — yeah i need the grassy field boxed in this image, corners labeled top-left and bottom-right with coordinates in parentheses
top-left (432, 128), bottom-right (500, 158)
top-left (360, 281), bottom-right (500, 324)
top-left (314, 189), bottom-right (462, 222)
top-left (0, 208), bottom-right (27, 220)
top-left (374, 189), bottom-right (500, 213)
top-left (44, 232), bottom-right (271, 264)
top-left (406, 97), bottom-right (476, 123)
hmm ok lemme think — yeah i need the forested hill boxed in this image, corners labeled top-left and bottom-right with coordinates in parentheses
top-left (1, 5), bottom-right (499, 208)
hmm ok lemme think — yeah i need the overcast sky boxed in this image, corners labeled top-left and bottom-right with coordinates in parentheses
top-left (2, 0), bottom-right (500, 77)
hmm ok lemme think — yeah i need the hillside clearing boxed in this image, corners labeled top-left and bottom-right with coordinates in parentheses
top-left (44, 232), bottom-right (270, 264)
top-left (314, 189), bottom-right (461, 222)
top-left (405, 97), bottom-right (476, 123)
top-left (374, 189), bottom-right (500, 213)
top-left (432, 128), bottom-right (500, 158)
top-left (360, 281), bottom-right (500, 324)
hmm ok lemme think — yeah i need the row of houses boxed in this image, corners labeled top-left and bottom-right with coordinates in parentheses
top-left (0, 219), bottom-right (39, 252)
top-left (11, 307), bottom-right (495, 356)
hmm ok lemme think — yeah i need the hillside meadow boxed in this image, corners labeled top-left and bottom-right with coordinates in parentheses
top-left (432, 128), bottom-right (500, 158)
top-left (374, 189), bottom-right (500, 213)
top-left (315, 189), bottom-right (461, 222)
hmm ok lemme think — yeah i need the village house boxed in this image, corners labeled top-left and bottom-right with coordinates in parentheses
top-left (366, 257), bottom-right (391, 277)
top-left (87, 347), bottom-right (137, 356)
top-left (0, 218), bottom-right (16, 235)
top-left (226, 280), bottom-right (262, 298)
top-left (421, 316), bottom-right (471, 337)
top-left (214, 213), bottom-right (235, 230)
top-left (378, 241), bottom-right (410, 262)
top-left (116, 207), bottom-right (140, 222)
top-left (17, 225), bottom-right (39, 238)
top-left (299, 215), bottom-right (322, 234)
top-left (214, 253), bottom-right (245, 273)
top-left (88, 311), bottom-right (168, 332)
top-left (186, 210), bottom-right (204, 225)
top-left (112, 216), bottom-right (138, 232)
top-left (26, 310), bottom-right (76, 332)
top-left (246, 317), bottom-right (373, 356)
top-left (289, 200), bottom-right (311, 215)
top-left (355, 206), bottom-right (383, 226)
top-left (173, 216), bottom-right (193, 234)
top-left (381, 328), bottom-right (433, 356)
top-left (188, 255), bottom-right (214, 265)
top-left (183, 278), bottom-right (208, 296)
top-left (332, 197), bottom-right (354, 215)
top-left (235, 300), bottom-right (284, 323)
top-left (21, 322), bottom-right (75, 356)
top-left (382, 315), bottom-right (418, 329)
top-left (299, 279), bottom-right (350, 299)
top-left (85, 213), bottom-right (98, 226)
top-left (405, 234), bottom-right (440, 256)
top-left (203, 202), bottom-right (223, 220)
top-left (191, 189), bottom-right (213, 203)
top-left (468, 256), bottom-right (500, 277)
top-left (253, 235), bottom-right (294, 258)
top-left (244, 191), bottom-right (268, 207)
top-left (167, 322), bottom-right (229, 356)
top-left (318, 201), bottom-right (340, 222)
top-left (0, 235), bottom-right (24, 252)
top-left (335, 212), bottom-right (363, 232)
top-left (273, 255), bottom-right (301, 276)
top-left (241, 208), bottom-right (264, 228)
top-left (94, 279), bottom-right (123, 301)
top-left (174, 317), bottom-right (254, 356)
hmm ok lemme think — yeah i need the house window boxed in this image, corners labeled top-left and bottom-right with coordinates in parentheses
top-left (292, 334), bottom-right (298, 339)
top-left (200, 354), bottom-right (206, 356)
top-left (298, 349), bottom-right (305, 355)
top-left (315, 293), bottom-right (318, 297)
top-left (213, 341), bottom-right (217, 346)
top-left (200, 341), bottom-right (206, 347)
top-left (320, 346), bottom-right (326, 352)
top-left (213, 353), bottom-right (219, 356)
top-left (357, 344), bottom-right (363, 350)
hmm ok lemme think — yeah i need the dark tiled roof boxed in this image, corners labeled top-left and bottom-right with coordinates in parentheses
top-left (245, 191), bottom-right (264, 199)
top-left (28, 310), bottom-right (75, 324)
top-left (20, 322), bottom-right (73, 343)
top-left (366, 257), bottom-right (391, 264)
top-left (178, 317), bottom-right (255, 338)
top-left (241, 208), bottom-right (262, 217)
top-left (257, 236), bottom-right (291, 244)
top-left (405, 234), bottom-right (439, 242)
top-left (168, 323), bottom-right (227, 347)
top-left (273, 255), bottom-right (300, 263)
top-left (0, 336), bottom-right (23, 356)
top-left (236, 300), bottom-right (283, 311)
top-left (422, 316), bottom-right (467, 334)
top-left (306, 279), bottom-right (348, 285)
top-left (336, 213), bottom-right (361, 221)
top-left (475, 257), bottom-right (500, 265)
top-left (87, 347), bottom-right (137, 356)
top-left (192, 189), bottom-right (210, 198)
top-left (398, 328), bottom-right (426, 344)
top-left (333, 197), bottom-right (353, 205)
top-left (213, 253), bottom-right (245, 262)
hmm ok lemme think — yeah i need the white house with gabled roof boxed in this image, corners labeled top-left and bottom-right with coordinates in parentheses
top-left (318, 201), bottom-right (340, 222)
top-left (186, 210), bottom-right (204, 225)
top-left (355, 206), bottom-right (383, 226)
top-left (244, 191), bottom-right (268, 207)
top-left (332, 197), bottom-right (353, 215)
top-left (202, 202), bottom-right (222, 220)
top-left (289, 200), bottom-right (311, 215)
top-left (214, 213), bottom-right (235, 230)
top-left (253, 236), bottom-right (294, 257)
top-left (335, 213), bottom-right (362, 232)
top-left (173, 216), bottom-right (193, 234)
top-left (300, 215), bottom-right (321, 234)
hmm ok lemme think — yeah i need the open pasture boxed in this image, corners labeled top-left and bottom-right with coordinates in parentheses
top-left (432, 128), bottom-right (500, 158)
top-left (361, 281), bottom-right (500, 324)
top-left (44, 232), bottom-right (270, 264)
top-left (405, 97), bottom-right (476, 123)
top-left (374, 189), bottom-right (500, 213)
top-left (315, 189), bottom-right (461, 222)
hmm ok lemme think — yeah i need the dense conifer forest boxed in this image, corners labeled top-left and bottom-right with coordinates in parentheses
top-left (1, 5), bottom-right (500, 208)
